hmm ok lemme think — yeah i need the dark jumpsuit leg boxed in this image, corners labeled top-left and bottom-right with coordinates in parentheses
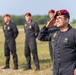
top-left (29, 39), bottom-right (40, 70)
top-left (8, 39), bottom-right (18, 69)
top-left (24, 40), bottom-right (31, 69)
top-left (4, 40), bottom-right (10, 68)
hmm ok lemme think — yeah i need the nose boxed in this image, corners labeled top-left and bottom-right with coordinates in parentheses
top-left (56, 18), bottom-right (59, 21)
top-left (56, 18), bottom-right (59, 22)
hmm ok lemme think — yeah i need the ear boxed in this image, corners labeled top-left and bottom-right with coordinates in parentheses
top-left (66, 18), bottom-right (69, 23)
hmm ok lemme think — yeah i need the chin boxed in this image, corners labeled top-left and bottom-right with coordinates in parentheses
top-left (56, 23), bottom-right (62, 27)
top-left (56, 25), bottom-right (60, 28)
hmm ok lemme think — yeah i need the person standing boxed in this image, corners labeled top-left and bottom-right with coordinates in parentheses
top-left (24, 12), bottom-right (40, 71)
top-left (2, 14), bottom-right (19, 70)
top-left (48, 9), bottom-right (57, 60)
top-left (38, 9), bottom-right (76, 75)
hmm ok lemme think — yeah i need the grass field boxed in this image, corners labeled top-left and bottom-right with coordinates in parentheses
top-left (0, 24), bottom-right (45, 29)
top-left (0, 29), bottom-right (53, 75)
top-left (0, 23), bottom-right (76, 29)
top-left (0, 24), bottom-right (76, 75)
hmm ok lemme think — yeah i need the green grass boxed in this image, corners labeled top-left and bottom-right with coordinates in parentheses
top-left (0, 23), bottom-right (75, 75)
top-left (0, 30), bottom-right (53, 75)
top-left (71, 24), bottom-right (76, 28)
top-left (17, 24), bottom-right (45, 29)
top-left (0, 24), bottom-right (76, 29)
top-left (0, 24), bottom-right (45, 29)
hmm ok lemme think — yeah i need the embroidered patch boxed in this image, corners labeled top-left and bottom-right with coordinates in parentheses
top-left (8, 26), bottom-right (10, 30)
top-left (57, 11), bottom-right (61, 15)
top-left (29, 26), bottom-right (32, 29)
top-left (53, 33), bottom-right (57, 37)
top-left (51, 39), bottom-right (55, 42)
top-left (4, 25), bottom-right (6, 30)
top-left (64, 38), bottom-right (68, 43)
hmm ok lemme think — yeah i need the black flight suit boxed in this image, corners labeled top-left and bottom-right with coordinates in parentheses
top-left (38, 25), bottom-right (76, 75)
top-left (24, 20), bottom-right (40, 70)
top-left (3, 21), bottom-right (19, 69)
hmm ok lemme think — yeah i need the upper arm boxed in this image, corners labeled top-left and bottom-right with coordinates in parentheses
top-left (34, 22), bottom-right (40, 32)
top-left (11, 23), bottom-right (18, 33)
top-left (38, 26), bottom-right (58, 41)
top-left (33, 22), bottom-right (40, 37)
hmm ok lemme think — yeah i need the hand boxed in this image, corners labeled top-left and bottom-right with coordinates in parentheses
top-left (74, 69), bottom-right (76, 75)
top-left (46, 18), bottom-right (55, 28)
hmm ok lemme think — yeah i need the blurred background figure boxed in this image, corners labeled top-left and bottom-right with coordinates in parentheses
top-left (24, 12), bottom-right (40, 71)
top-left (2, 14), bottom-right (19, 70)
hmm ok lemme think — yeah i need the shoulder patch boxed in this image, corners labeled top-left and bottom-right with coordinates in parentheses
top-left (4, 25), bottom-right (6, 30)
top-left (4, 25), bottom-right (6, 27)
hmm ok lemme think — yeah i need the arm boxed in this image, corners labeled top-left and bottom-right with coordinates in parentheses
top-left (34, 22), bottom-right (40, 38)
top-left (3, 25), bottom-right (5, 32)
top-left (38, 18), bottom-right (55, 41)
top-left (3, 23), bottom-right (6, 32)
top-left (38, 26), bottom-right (51, 41)
top-left (24, 23), bottom-right (26, 33)
top-left (11, 23), bottom-right (19, 39)
top-left (73, 29), bottom-right (76, 75)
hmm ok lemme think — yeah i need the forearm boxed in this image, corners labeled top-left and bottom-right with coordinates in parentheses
top-left (38, 26), bottom-right (51, 41)
top-left (14, 30), bottom-right (19, 39)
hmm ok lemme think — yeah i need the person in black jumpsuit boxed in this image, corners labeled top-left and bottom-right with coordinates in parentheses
top-left (38, 9), bottom-right (76, 75)
top-left (2, 14), bottom-right (19, 70)
top-left (24, 12), bottom-right (40, 70)
top-left (48, 9), bottom-right (56, 60)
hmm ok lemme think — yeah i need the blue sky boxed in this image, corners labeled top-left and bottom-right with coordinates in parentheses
top-left (0, 0), bottom-right (76, 22)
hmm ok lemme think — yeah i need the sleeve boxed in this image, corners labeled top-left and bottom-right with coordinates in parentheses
top-left (74, 33), bottom-right (76, 43)
top-left (38, 26), bottom-right (51, 41)
top-left (72, 29), bottom-right (76, 69)
top-left (3, 23), bottom-right (5, 32)
top-left (24, 23), bottom-right (26, 33)
top-left (34, 22), bottom-right (40, 38)
top-left (3, 25), bottom-right (4, 32)
top-left (11, 23), bottom-right (19, 39)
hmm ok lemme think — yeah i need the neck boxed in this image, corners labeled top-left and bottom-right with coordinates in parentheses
top-left (60, 24), bottom-right (69, 32)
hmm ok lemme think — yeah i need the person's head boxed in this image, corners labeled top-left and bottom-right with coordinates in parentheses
top-left (55, 9), bottom-right (70, 28)
top-left (48, 9), bottom-right (55, 19)
top-left (3, 14), bottom-right (11, 23)
top-left (24, 12), bottom-right (32, 22)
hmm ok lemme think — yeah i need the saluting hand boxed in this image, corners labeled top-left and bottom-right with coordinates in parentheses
top-left (46, 18), bottom-right (55, 28)
top-left (74, 69), bottom-right (76, 75)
